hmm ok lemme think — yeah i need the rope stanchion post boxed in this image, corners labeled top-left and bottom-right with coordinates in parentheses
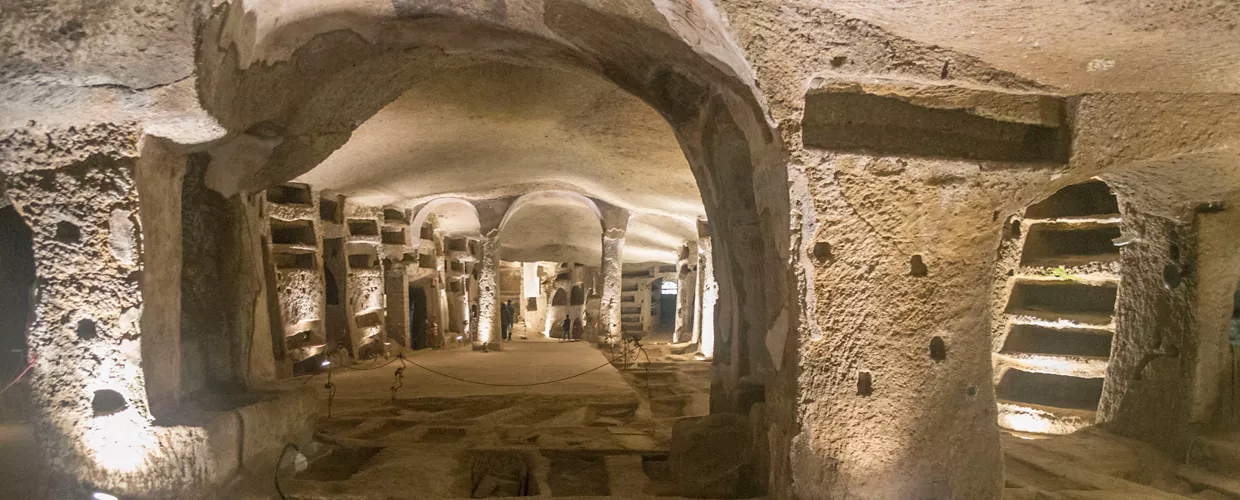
top-left (324, 365), bottom-right (336, 419)
top-left (390, 354), bottom-right (406, 401)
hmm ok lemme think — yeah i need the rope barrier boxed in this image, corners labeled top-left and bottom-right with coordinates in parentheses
top-left (404, 354), bottom-right (620, 387)
top-left (301, 342), bottom-right (641, 406)
top-left (0, 353), bottom-right (36, 397)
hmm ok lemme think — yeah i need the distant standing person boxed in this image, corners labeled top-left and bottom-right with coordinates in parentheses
top-left (427, 318), bottom-right (441, 348)
top-left (506, 300), bottom-right (517, 340)
top-left (562, 314), bottom-right (572, 340)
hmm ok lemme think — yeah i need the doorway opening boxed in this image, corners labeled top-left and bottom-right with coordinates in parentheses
top-left (0, 205), bottom-right (34, 423)
top-left (657, 279), bottom-right (676, 332)
top-left (322, 237), bottom-right (349, 355)
top-left (409, 285), bottom-right (429, 350)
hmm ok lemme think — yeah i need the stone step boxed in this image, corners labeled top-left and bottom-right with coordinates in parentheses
top-left (1176, 465), bottom-right (1240, 499)
top-left (649, 395), bottom-right (691, 418)
top-left (1022, 213), bottom-right (1122, 226)
top-left (624, 370), bottom-right (679, 383)
top-left (994, 352), bottom-right (1109, 379)
top-left (1190, 432), bottom-right (1240, 475)
top-left (996, 399), bottom-right (1096, 435)
top-left (1007, 308), bottom-right (1114, 328)
top-left (583, 402), bottom-right (639, 427)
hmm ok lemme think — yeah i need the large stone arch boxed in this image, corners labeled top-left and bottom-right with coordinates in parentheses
top-left (196, 0), bottom-right (789, 412)
top-left (498, 190), bottom-right (604, 235)
top-left (410, 197), bottom-right (484, 239)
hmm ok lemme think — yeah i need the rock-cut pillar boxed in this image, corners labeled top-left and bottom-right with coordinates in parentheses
top-left (600, 230), bottom-right (626, 342)
top-left (598, 205), bottom-right (630, 343)
top-left (474, 233), bottom-right (501, 349)
top-left (0, 128), bottom-right (219, 496)
top-left (673, 242), bottom-right (697, 343)
top-left (695, 224), bottom-right (717, 358)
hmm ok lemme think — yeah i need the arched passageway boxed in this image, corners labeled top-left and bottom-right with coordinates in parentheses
top-left (12, 1), bottom-right (1240, 499)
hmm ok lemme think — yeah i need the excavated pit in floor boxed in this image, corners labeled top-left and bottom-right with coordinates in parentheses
top-left (278, 339), bottom-right (718, 499)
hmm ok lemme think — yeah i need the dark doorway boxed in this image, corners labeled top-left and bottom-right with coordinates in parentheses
top-left (658, 281), bottom-right (677, 330)
top-left (0, 205), bottom-right (35, 422)
top-left (322, 238), bottom-right (349, 354)
top-left (410, 286), bottom-right (429, 349)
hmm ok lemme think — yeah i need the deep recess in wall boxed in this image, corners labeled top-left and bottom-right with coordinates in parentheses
top-left (1023, 181), bottom-right (1119, 219)
top-left (267, 183), bottom-right (313, 205)
top-left (272, 219), bottom-right (317, 246)
top-left (348, 219), bottom-right (380, 237)
top-left (802, 91), bottom-right (1068, 162)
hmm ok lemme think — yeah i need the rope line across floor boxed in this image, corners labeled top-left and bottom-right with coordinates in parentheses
top-left (404, 354), bottom-right (617, 387)
top-left (304, 342), bottom-right (640, 390)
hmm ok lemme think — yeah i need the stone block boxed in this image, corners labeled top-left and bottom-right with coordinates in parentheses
top-left (669, 413), bottom-right (762, 498)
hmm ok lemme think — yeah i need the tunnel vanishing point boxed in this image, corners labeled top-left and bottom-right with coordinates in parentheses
top-left (2, 1), bottom-right (1240, 499)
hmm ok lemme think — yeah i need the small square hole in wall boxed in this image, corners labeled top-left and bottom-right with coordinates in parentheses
top-left (857, 371), bottom-right (873, 396)
top-left (383, 208), bottom-right (405, 223)
top-left (320, 198), bottom-right (341, 223)
top-left (930, 336), bottom-right (947, 361)
top-left (382, 229), bottom-right (406, 245)
top-left (812, 241), bottom-right (832, 264)
top-left (266, 184), bottom-right (312, 205)
top-left (55, 221), bottom-right (81, 244)
top-left (348, 219), bottom-right (379, 237)
top-left (92, 389), bottom-right (127, 416)
top-left (349, 254), bottom-right (377, 269)
top-left (910, 255), bottom-right (928, 277)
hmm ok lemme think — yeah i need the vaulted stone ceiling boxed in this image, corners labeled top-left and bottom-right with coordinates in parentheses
top-left (295, 61), bottom-right (701, 265)
top-left (779, 0), bottom-right (1240, 93)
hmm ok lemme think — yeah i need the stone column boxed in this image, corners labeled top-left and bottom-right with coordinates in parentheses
top-left (599, 206), bottom-right (630, 343)
top-left (475, 233), bottom-right (501, 349)
top-left (695, 221), bottom-right (718, 358)
top-left (638, 278), bottom-right (653, 333)
top-left (673, 242), bottom-right (697, 343)
top-left (0, 126), bottom-right (214, 496)
top-left (454, 278), bottom-right (470, 337)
